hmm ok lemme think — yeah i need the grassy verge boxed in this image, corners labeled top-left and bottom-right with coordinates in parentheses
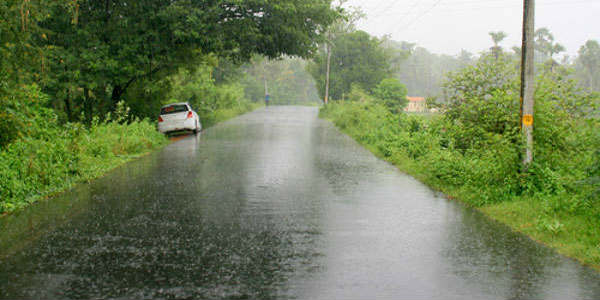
top-left (0, 101), bottom-right (262, 216)
top-left (480, 198), bottom-right (600, 269)
top-left (0, 102), bottom-right (261, 260)
top-left (320, 101), bottom-right (600, 270)
top-left (0, 119), bottom-right (169, 214)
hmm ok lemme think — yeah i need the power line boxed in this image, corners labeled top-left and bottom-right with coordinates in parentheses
top-left (375, 0), bottom-right (598, 36)
top-left (368, 0), bottom-right (424, 27)
top-left (376, 0), bottom-right (598, 17)
top-left (370, 0), bottom-right (404, 18)
top-left (353, 0), bottom-right (598, 48)
top-left (393, 0), bottom-right (444, 34)
top-left (435, 0), bottom-right (598, 5)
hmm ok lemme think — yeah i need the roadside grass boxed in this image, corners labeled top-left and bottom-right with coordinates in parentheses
top-left (0, 119), bottom-right (168, 215)
top-left (481, 198), bottom-right (600, 268)
top-left (0, 101), bottom-right (262, 216)
top-left (320, 101), bottom-right (600, 270)
top-left (0, 102), bottom-right (261, 260)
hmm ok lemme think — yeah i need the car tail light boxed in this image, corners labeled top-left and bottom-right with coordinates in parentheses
top-left (187, 111), bottom-right (193, 119)
top-left (158, 116), bottom-right (164, 122)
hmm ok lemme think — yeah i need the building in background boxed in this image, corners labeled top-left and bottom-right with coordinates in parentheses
top-left (404, 97), bottom-right (427, 113)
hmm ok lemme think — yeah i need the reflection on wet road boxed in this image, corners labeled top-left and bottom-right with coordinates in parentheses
top-left (1, 106), bottom-right (599, 299)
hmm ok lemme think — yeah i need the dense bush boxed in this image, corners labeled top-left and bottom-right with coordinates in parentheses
top-left (0, 64), bottom-right (260, 214)
top-left (586, 133), bottom-right (600, 211)
top-left (0, 85), bottom-right (57, 148)
top-left (0, 100), bottom-right (167, 214)
top-left (321, 54), bottom-right (599, 212)
top-left (318, 42), bottom-right (600, 267)
top-left (308, 30), bottom-right (394, 101)
top-left (372, 78), bottom-right (408, 114)
top-left (321, 101), bottom-right (520, 205)
top-left (322, 78), bottom-right (600, 264)
top-left (442, 55), bottom-right (599, 202)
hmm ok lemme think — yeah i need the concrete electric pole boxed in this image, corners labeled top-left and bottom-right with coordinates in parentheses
top-left (520, 0), bottom-right (535, 168)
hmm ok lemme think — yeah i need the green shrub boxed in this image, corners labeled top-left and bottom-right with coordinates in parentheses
top-left (586, 134), bottom-right (600, 211)
top-left (321, 60), bottom-right (599, 209)
top-left (0, 110), bottom-right (167, 214)
top-left (346, 84), bottom-right (376, 103)
top-left (320, 54), bottom-right (600, 268)
top-left (0, 84), bottom-right (57, 148)
top-left (372, 78), bottom-right (408, 114)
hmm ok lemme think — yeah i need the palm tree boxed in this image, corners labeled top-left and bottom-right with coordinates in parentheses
top-left (512, 46), bottom-right (522, 58)
top-left (549, 43), bottom-right (566, 71)
top-left (577, 40), bottom-right (600, 91)
top-left (489, 31), bottom-right (507, 59)
top-left (535, 27), bottom-right (565, 72)
top-left (535, 27), bottom-right (554, 61)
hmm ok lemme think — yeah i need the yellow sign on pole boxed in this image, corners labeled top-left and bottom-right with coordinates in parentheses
top-left (523, 114), bottom-right (533, 126)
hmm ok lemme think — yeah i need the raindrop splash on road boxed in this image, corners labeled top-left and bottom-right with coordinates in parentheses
top-left (0, 106), bottom-right (599, 299)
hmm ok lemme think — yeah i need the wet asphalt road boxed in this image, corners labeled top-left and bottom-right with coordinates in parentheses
top-left (1, 106), bottom-right (600, 299)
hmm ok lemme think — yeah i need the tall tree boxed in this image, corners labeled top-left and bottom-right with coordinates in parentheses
top-left (548, 43), bottom-right (566, 71)
top-left (321, 3), bottom-right (364, 103)
top-left (489, 31), bottom-right (507, 59)
top-left (308, 30), bottom-right (393, 101)
top-left (533, 27), bottom-right (565, 71)
top-left (512, 46), bottom-right (522, 58)
top-left (0, 0), bottom-right (65, 87)
top-left (534, 28), bottom-right (555, 60)
top-left (395, 46), bottom-right (466, 98)
top-left (575, 40), bottom-right (600, 91)
top-left (38, 0), bottom-right (338, 117)
top-left (534, 27), bottom-right (553, 57)
top-left (372, 78), bottom-right (408, 113)
top-left (458, 49), bottom-right (474, 66)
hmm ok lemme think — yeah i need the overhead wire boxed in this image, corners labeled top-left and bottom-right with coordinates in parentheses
top-left (374, 0), bottom-right (599, 35)
top-left (377, 0), bottom-right (599, 17)
top-left (392, 0), bottom-right (444, 34)
top-left (370, 0), bottom-right (405, 18)
top-left (347, 0), bottom-right (598, 53)
top-left (370, 0), bottom-right (423, 21)
top-left (435, 0), bottom-right (599, 6)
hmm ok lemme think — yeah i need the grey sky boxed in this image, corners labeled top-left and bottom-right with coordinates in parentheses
top-left (344, 0), bottom-right (600, 57)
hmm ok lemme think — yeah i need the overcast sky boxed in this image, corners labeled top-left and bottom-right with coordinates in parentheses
top-left (344, 0), bottom-right (600, 57)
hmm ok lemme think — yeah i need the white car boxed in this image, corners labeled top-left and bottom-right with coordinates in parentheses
top-left (158, 102), bottom-right (202, 134)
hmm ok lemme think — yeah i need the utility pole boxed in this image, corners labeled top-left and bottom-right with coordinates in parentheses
top-left (520, 0), bottom-right (535, 168)
top-left (324, 40), bottom-right (332, 105)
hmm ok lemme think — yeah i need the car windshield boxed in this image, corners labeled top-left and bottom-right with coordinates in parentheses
top-left (160, 105), bottom-right (188, 115)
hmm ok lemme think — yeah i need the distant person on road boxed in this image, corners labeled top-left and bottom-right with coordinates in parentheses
top-left (265, 93), bottom-right (270, 107)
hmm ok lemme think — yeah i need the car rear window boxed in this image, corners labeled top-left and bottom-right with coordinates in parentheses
top-left (160, 105), bottom-right (188, 115)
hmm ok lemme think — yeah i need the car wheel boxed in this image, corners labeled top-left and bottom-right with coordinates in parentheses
top-left (192, 120), bottom-right (199, 134)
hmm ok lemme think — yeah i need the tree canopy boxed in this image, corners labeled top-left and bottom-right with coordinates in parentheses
top-left (489, 31), bottom-right (507, 59)
top-left (576, 40), bottom-right (600, 91)
top-left (372, 78), bottom-right (408, 113)
top-left (308, 30), bottom-right (393, 100)
top-left (535, 27), bottom-right (565, 66)
top-left (1, 0), bottom-right (339, 120)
